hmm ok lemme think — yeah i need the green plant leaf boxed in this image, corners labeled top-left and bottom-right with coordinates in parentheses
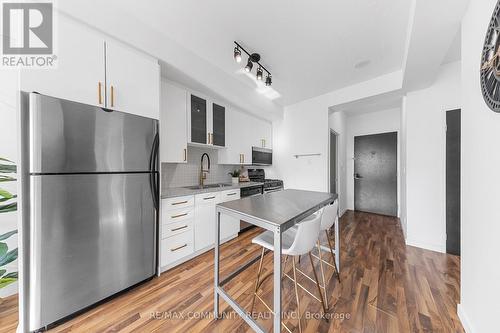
top-left (3, 272), bottom-right (17, 279)
top-left (0, 195), bottom-right (16, 203)
top-left (0, 175), bottom-right (16, 182)
top-left (0, 158), bottom-right (13, 163)
top-left (0, 202), bottom-right (17, 213)
top-left (0, 189), bottom-right (14, 199)
top-left (0, 164), bottom-right (16, 173)
top-left (0, 277), bottom-right (17, 289)
top-left (0, 230), bottom-right (17, 241)
top-left (0, 243), bottom-right (7, 258)
top-left (0, 269), bottom-right (6, 277)
top-left (0, 248), bottom-right (18, 266)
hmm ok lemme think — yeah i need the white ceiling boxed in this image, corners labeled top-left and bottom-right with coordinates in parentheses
top-left (107, 0), bottom-right (412, 106)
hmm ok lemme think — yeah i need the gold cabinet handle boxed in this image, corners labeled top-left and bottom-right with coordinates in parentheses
top-left (242, 154), bottom-right (245, 164)
top-left (227, 193), bottom-right (237, 196)
top-left (171, 225), bottom-right (188, 232)
top-left (208, 133), bottom-right (210, 144)
top-left (110, 85), bottom-right (115, 107)
top-left (172, 200), bottom-right (188, 206)
top-left (171, 213), bottom-right (188, 219)
top-left (203, 196), bottom-right (216, 200)
top-left (183, 148), bottom-right (187, 161)
top-left (98, 82), bottom-right (102, 105)
top-left (210, 133), bottom-right (213, 144)
top-left (171, 244), bottom-right (187, 252)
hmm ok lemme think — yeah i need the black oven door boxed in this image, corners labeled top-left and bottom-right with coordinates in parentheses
top-left (252, 147), bottom-right (272, 165)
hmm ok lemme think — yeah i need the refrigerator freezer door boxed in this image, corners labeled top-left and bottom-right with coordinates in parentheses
top-left (29, 93), bottom-right (158, 174)
top-left (29, 173), bottom-right (156, 330)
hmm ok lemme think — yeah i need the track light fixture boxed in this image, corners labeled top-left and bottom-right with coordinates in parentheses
top-left (233, 46), bottom-right (242, 63)
top-left (233, 41), bottom-right (272, 86)
top-left (265, 74), bottom-right (272, 86)
top-left (256, 66), bottom-right (263, 80)
top-left (244, 59), bottom-right (253, 72)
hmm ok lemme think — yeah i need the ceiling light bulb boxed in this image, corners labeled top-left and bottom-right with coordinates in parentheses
top-left (256, 67), bottom-right (263, 80)
top-left (234, 47), bottom-right (242, 63)
top-left (265, 75), bottom-right (272, 86)
top-left (244, 59), bottom-right (253, 72)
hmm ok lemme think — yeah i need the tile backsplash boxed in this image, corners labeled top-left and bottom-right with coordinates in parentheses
top-left (161, 146), bottom-right (241, 189)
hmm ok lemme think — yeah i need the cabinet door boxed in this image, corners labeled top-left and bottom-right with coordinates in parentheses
top-left (105, 40), bottom-right (160, 119)
top-left (212, 103), bottom-right (226, 147)
top-left (220, 190), bottom-right (240, 241)
top-left (160, 81), bottom-right (188, 163)
top-left (189, 94), bottom-right (208, 144)
top-left (20, 14), bottom-right (105, 107)
top-left (194, 193), bottom-right (218, 251)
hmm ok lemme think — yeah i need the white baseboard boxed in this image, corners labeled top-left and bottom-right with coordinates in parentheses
top-left (457, 304), bottom-right (473, 333)
top-left (405, 237), bottom-right (445, 253)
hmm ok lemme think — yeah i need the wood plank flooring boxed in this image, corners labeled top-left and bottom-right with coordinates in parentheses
top-left (0, 211), bottom-right (463, 332)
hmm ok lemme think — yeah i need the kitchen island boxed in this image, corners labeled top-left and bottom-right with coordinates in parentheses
top-left (214, 189), bottom-right (338, 333)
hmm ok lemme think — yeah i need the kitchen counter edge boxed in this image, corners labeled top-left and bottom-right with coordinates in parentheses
top-left (161, 182), bottom-right (265, 199)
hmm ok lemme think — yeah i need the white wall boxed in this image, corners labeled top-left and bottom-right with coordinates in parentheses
top-left (345, 108), bottom-right (401, 213)
top-left (0, 70), bottom-right (19, 297)
top-left (328, 111), bottom-right (347, 214)
top-left (459, 1), bottom-right (500, 332)
top-left (400, 98), bottom-right (408, 238)
top-left (403, 61), bottom-right (460, 253)
top-left (273, 71), bottom-right (404, 206)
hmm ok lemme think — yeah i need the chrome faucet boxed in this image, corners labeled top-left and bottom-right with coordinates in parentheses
top-left (200, 153), bottom-right (211, 188)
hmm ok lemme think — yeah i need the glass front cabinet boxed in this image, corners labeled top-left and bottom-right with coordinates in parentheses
top-left (188, 93), bottom-right (225, 147)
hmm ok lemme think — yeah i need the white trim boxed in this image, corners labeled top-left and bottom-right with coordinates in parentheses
top-left (406, 236), bottom-right (445, 253)
top-left (457, 304), bottom-right (474, 333)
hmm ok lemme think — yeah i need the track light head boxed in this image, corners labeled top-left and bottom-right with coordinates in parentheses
top-left (256, 67), bottom-right (263, 81)
top-left (234, 47), bottom-right (242, 63)
top-left (244, 59), bottom-right (253, 72)
top-left (265, 74), bottom-right (272, 86)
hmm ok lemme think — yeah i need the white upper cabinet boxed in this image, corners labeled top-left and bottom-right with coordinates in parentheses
top-left (219, 107), bottom-right (271, 165)
top-left (20, 14), bottom-right (105, 107)
top-left (20, 14), bottom-right (160, 119)
top-left (160, 81), bottom-right (188, 163)
top-left (187, 93), bottom-right (226, 147)
top-left (105, 41), bottom-right (160, 119)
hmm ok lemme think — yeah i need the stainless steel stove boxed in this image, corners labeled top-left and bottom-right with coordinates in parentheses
top-left (248, 169), bottom-right (284, 193)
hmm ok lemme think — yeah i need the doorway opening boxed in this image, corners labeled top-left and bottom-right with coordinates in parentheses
top-left (329, 130), bottom-right (338, 195)
top-left (354, 132), bottom-right (398, 216)
top-left (446, 109), bottom-right (461, 256)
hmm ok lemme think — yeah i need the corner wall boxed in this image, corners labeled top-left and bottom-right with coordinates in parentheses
top-left (403, 61), bottom-right (461, 253)
top-left (459, 1), bottom-right (500, 331)
top-left (329, 111), bottom-right (347, 214)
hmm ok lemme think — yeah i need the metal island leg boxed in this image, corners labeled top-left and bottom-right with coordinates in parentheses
top-left (273, 227), bottom-right (282, 333)
top-left (214, 210), bottom-right (220, 319)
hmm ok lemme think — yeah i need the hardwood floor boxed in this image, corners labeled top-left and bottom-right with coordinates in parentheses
top-left (0, 211), bottom-right (463, 333)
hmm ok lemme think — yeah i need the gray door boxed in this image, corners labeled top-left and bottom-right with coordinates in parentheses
top-left (446, 110), bottom-right (461, 256)
top-left (29, 173), bottom-right (156, 330)
top-left (330, 132), bottom-right (337, 194)
top-left (354, 132), bottom-right (397, 216)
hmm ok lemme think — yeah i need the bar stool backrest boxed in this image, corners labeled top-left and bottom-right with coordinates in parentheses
top-left (320, 199), bottom-right (338, 231)
top-left (285, 212), bottom-right (322, 256)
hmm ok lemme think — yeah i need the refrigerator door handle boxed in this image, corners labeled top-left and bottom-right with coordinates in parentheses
top-left (149, 133), bottom-right (160, 210)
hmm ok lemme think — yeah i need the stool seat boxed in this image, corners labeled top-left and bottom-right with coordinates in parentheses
top-left (251, 229), bottom-right (296, 253)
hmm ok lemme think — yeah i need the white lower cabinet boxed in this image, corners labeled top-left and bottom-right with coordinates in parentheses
top-left (194, 192), bottom-right (220, 251)
top-left (219, 189), bottom-right (241, 240)
top-left (160, 189), bottom-right (241, 271)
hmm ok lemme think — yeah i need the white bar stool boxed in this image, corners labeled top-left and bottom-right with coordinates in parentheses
top-left (250, 212), bottom-right (326, 333)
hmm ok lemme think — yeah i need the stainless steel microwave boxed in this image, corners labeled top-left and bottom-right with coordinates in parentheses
top-left (252, 147), bottom-right (272, 165)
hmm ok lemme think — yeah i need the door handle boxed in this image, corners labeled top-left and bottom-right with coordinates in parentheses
top-left (98, 81), bottom-right (103, 105)
top-left (354, 173), bottom-right (363, 180)
top-left (110, 85), bottom-right (115, 107)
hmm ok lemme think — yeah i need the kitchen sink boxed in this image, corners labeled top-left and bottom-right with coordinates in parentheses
top-left (184, 183), bottom-right (232, 190)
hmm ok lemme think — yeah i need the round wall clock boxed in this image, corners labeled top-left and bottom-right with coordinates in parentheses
top-left (481, 1), bottom-right (500, 112)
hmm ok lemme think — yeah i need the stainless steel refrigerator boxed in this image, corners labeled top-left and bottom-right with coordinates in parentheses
top-left (26, 93), bottom-right (159, 331)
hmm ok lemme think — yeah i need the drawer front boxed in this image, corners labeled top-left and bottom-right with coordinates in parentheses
top-left (195, 192), bottom-right (219, 205)
top-left (163, 207), bottom-right (194, 225)
top-left (161, 230), bottom-right (194, 266)
top-left (163, 195), bottom-right (194, 211)
top-left (221, 189), bottom-right (240, 202)
top-left (162, 218), bottom-right (193, 239)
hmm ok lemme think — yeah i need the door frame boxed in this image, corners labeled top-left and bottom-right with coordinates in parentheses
top-left (351, 130), bottom-right (400, 217)
top-left (328, 129), bottom-right (339, 195)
